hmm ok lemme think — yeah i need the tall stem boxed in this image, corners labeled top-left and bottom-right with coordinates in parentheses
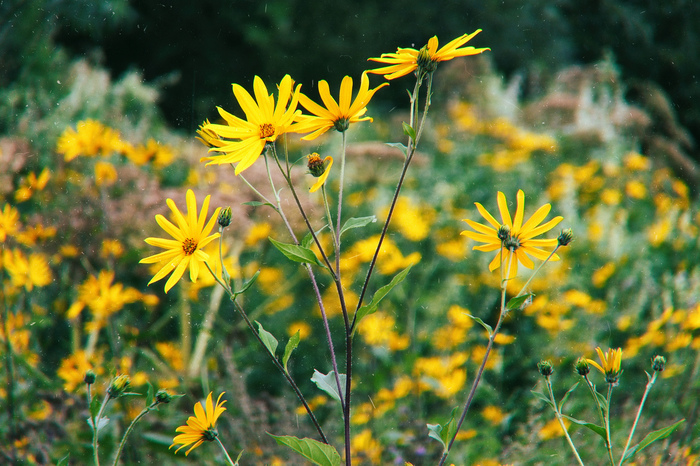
top-left (545, 376), bottom-right (585, 466)
top-left (619, 372), bottom-right (657, 466)
top-left (583, 374), bottom-right (614, 464)
top-left (215, 436), bottom-right (237, 466)
top-left (112, 401), bottom-right (159, 466)
top-left (605, 384), bottom-right (615, 465)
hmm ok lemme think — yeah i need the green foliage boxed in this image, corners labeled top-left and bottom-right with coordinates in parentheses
top-left (268, 434), bottom-right (341, 466)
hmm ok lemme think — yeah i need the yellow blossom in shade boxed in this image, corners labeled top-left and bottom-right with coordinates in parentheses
top-left (140, 189), bottom-right (221, 293)
top-left (587, 347), bottom-right (622, 384)
top-left (368, 30), bottom-right (489, 80)
top-left (171, 392), bottom-right (227, 456)
top-left (57, 350), bottom-right (104, 392)
top-left (383, 196), bottom-right (435, 242)
top-left (307, 153), bottom-right (334, 192)
top-left (625, 180), bottom-right (647, 199)
top-left (482, 405), bottom-right (506, 425)
top-left (245, 222), bottom-right (272, 246)
top-left (592, 262), bottom-right (615, 287)
top-left (648, 218), bottom-right (672, 246)
top-left (539, 417), bottom-right (570, 440)
top-left (100, 239), bottom-right (124, 258)
top-left (15, 168), bottom-right (51, 202)
top-left (3, 249), bottom-right (52, 291)
top-left (624, 152), bottom-right (650, 171)
top-left (94, 161), bottom-right (118, 186)
top-left (461, 190), bottom-right (563, 280)
top-left (600, 188), bottom-right (622, 205)
top-left (351, 429), bottom-right (383, 464)
top-left (287, 321), bottom-right (312, 340)
top-left (156, 342), bottom-right (185, 372)
top-left (201, 75), bottom-right (302, 174)
top-left (294, 72), bottom-right (388, 140)
top-left (0, 203), bottom-right (20, 242)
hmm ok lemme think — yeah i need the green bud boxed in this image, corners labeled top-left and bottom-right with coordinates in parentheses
top-left (575, 357), bottom-right (590, 376)
top-left (107, 374), bottom-right (131, 399)
top-left (307, 153), bottom-right (326, 177)
top-left (218, 206), bottom-right (232, 228)
top-left (84, 370), bottom-right (96, 385)
top-left (652, 355), bottom-right (666, 372)
top-left (497, 225), bottom-right (511, 242)
top-left (558, 228), bottom-right (574, 247)
top-left (155, 389), bottom-right (173, 404)
top-left (538, 360), bottom-right (554, 377)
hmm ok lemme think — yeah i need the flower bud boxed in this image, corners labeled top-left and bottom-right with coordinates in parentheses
top-left (538, 360), bottom-right (554, 377)
top-left (107, 374), bottom-right (131, 399)
top-left (558, 228), bottom-right (574, 247)
top-left (307, 153), bottom-right (325, 177)
top-left (652, 355), bottom-right (666, 372)
top-left (575, 357), bottom-right (590, 376)
top-left (84, 370), bottom-right (96, 385)
top-left (218, 206), bottom-right (232, 228)
top-left (155, 389), bottom-right (173, 404)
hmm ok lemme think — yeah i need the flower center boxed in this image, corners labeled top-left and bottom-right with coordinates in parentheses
top-left (333, 117), bottom-right (350, 133)
top-left (260, 123), bottom-right (275, 139)
top-left (503, 235), bottom-right (520, 251)
top-left (182, 238), bottom-right (197, 255)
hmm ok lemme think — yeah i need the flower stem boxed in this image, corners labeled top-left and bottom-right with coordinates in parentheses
top-left (605, 384), bottom-right (615, 465)
top-left (112, 401), bottom-right (159, 466)
top-left (92, 393), bottom-right (111, 466)
top-left (215, 436), bottom-right (237, 466)
top-left (618, 372), bottom-right (657, 466)
top-left (583, 374), bottom-right (614, 464)
top-left (545, 376), bottom-right (585, 466)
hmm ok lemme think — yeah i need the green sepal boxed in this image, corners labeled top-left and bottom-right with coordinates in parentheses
top-left (268, 434), bottom-right (340, 466)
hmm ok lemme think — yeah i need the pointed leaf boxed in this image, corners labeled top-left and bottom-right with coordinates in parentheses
top-left (301, 224), bottom-right (328, 249)
top-left (311, 370), bottom-right (346, 403)
top-left (57, 454), bottom-right (70, 466)
top-left (283, 331), bottom-right (301, 373)
top-left (352, 265), bottom-right (412, 335)
top-left (402, 122), bottom-right (416, 141)
top-left (234, 270), bottom-right (260, 297)
top-left (386, 142), bottom-right (408, 156)
top-left (255, 321), bottom-right (278, 357)
top-left (268, 434), bottom-right (341, 466)
top-left (243, 201), bottom-right (275, 208)
top-left (621, 419), bottom-right (685, 464)
top-left (146, 382), bottom-right (155, 407)
top-left (269, 237), bottom-right (325, 267)
top-left (562, 415), bottom-right (607, 440)
top-left (560, 382), bottom-right (579, 411)
top-left (466, 313), bottom-right (493, 336)
top-left (427, 407), bottom-right (458, 452)
top-left (339, 216), bottom-right (377, 238)
top-left (506, 293), bottom-right (534, 311)
top-left (531, 390), bottom-right (555, 410)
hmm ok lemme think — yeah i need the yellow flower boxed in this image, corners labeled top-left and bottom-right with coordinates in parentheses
top-left (201, 75), bottom-right (301, 174)
top-left (461, 190), bottom-right (563, 280)
top-left (171, 392), bottom-right (227, 456)
top-left (307, 153), bottom-right (334, 192)
top-left (56, 119), bottom-right (122, 161)
top-left (140, 189), bottom-right (221, 293)
top-left (294, 72), bottom-right (388, 140)
top-left (587, 347), bottom-right (622, 384)
top-left (0, 203), bottom-right (20, 242)
top-left (368, 30), bottom-right (489, 80)
top-left (3, 249), bottom-right (52, 291)
top-left (94, 161), bottom-right (118, 186)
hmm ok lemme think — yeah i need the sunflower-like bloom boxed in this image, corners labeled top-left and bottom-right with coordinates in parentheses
top-left (368, 30), bottom-right (489, 80)
top-left (140, 189), bottom-right (221, 293)
top-left (461, 190), bottom-right (563, 280)
top-left (294, 72), bottom-right (388, 140)
top-left (307, 153), bottom-right (333, 192)
top-left (587, 347), bottom-right (623, 385)
top-left (171, 392), bottom-right (227, 456)
top-left (201, 75), bottom-right (302, 174)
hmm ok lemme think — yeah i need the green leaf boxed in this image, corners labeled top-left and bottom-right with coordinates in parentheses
top-left (352, 265), bottom-right (412, 335)
top-left (402, 121), bottom-right (416, 141)
top-left (268, 434), bottom-right (340, 466)
top-left (339, 216), bottom-right (376, 238)
top-left (255, 321), bottom-right (278, 357)
top-left (465, 313), bottom-right (493, 336)
top-left (562, 415), bottom-right (607, 440)
top-left (243, 201), bottom-right (274, 208)
top-left (386, 142), bottom-right (408, 156)
top-left (506, 293), bottom-right (534, 311)
top-left (89, 395), bottom-right (101, 421)
top-left (311, 370), bottom-right (346, 403)
top-left (621, 419), bottom-right (685, 464)
top-left (146, 382), bottom-right (155, 407)
top-left (531, 390), bottom-right (555, 410)
top-left (427, 407), bottom-right (459, 452)
top-left (301, 225), bottom-right (328, 249)
top-left (234, 270), bottom-right (260, 297)
top-left (269, 237), bottom-right (325, 268)
top-left (560, 382), bottom-right (579, 411)
top-left (57, 454), bottom-right (70, 466)
top-left (283, 331), bottom-right (301, 373)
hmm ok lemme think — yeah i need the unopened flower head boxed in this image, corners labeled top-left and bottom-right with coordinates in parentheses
top-left (368, 30), bottom-right (489, 81)
top-left (538, 360), bottom-right (554, 377)
top-left (575, 357), bottom-right (590, 376)
top-left (307, 153), bottom-right (334, 193)
top-left (587, 347), bottom-right (622, 385)
top-left (84, 370), bottom-right (96, 385)
top-left (652, 355), bottom-right (666, 372)
top-left (558, 228), bottom-right (574, 247)
top-left (461, 190), bottom-right (563, 280)
top-left (218, 206), bottom-right (232, 228)
top-left (108, 374), bottom-right (131, 398)
top-left (171, 392), bottom-right (227, 456)
top-left (156, 389), bottom-right (173, 404)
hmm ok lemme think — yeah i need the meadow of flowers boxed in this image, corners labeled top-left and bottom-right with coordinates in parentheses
top-left (1, 29), bottom-right (699, 466)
